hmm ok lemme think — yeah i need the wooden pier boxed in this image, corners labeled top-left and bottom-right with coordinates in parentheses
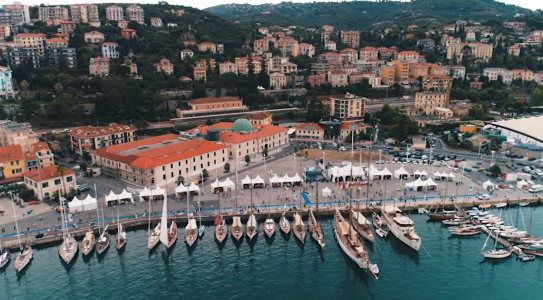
top-left (479, 226), bottom-right (512, 249)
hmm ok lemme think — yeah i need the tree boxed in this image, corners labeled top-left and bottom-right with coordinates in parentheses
top-left (206, 118), bottom-right (213, 125)
top-left (224, 162), bottom-right (230, 173)
top-left (176, 175), bottom-right (185, 186)
top-left (79, 162), bottom-right (88, 172)
top-left (19, 80), bottom-right (29, 96)
top-left (261, 147), bottom-right (268, 158)
top-left (490, 164), bottom-right (501, 176)
top-left (56, 164), bottom-right (68, 197)
top-left (201, 169), bottom-right (209, 181)
top-left (245, 155), bottom-right (251, 165)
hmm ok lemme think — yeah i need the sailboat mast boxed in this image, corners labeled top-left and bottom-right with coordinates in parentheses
top-left (218, 181), bottom-right (221, 215)
top-left (148, 189), bottom-right (152, 235)
top-left (299, 156), bottom-right (302, 211)
top-left (348, 147), bottom-right (353, 238)
top-left (316, 181), bottom-right (319, 212)
top-left (250, 175), bottom-right (253, 212)
top-left (356, 186), bottom-right (361, 235)
top-left (234, 162), bottom-right (238, 214)
top-left (365, 142), bottom-right (371, 217)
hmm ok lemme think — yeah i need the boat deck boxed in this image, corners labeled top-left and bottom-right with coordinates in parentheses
top-left (479, 226), bottom-right (514, 253)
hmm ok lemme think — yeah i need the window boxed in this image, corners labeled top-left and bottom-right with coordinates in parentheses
top-left (178, 162), bottom-right (181, 166)
top-left (207, 154), bottom-right (209, 158)
top-left (42, 182), bottom-right (49, 188)
top-left (200, 164), bottom-right (203, 168)
top-left (171, 172), bottom-right (174, 178)
top-left (66, 176), bottom-right (73, 182)
top-left (171, 164), bottom-right (173, 168)
top-left (54, 179), bottom-right (61, 185)
top-left (207, 162), bottom-right (210, 167)
top-left (163, 174), bottom-right (166, 180)
top-left (162, 166), bottom-right (165, 171)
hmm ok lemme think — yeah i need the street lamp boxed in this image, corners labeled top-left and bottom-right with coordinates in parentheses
top-left (477, 141), bottom-right (483, 158)
top-left (491, 150), bottom-right (496, 166)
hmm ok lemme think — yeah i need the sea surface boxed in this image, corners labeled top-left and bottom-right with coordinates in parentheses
top-left (1, 207), bottom-right (543, 300)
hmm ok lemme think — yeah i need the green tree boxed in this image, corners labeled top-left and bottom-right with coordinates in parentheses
top-left (176, 175), bottom-right (185, 186)
top-left (224, 162), bottom-right (230, 173)
top-left (201, 169), bottom-right (209, 181)
top-left (245, 155), bottom-right (251, 165)
top-left (530, 87), bottom-right (543, 106)
top-left (261, 147), bottom-right (268, 158)
top-left (79, 162), bottom-right (88, 172)
top-left (19, 80), bottom-right (29, 96)
top-left (490, 164), bottom-right (501, 176)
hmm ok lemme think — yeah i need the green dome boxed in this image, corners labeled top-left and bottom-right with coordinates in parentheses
top-left (231, 118), bottom-right (253, 132)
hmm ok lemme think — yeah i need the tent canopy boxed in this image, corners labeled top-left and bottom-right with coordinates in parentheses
top-left (188, 182), bottom-right (200, 193)
top-left (241, 175), bottom-right (252, 185)
top-left (139, 187), bottom-right (151, 198)
top-left (252, 175), bottom-right (265, 185)
top-left (482, 180), bottom-right (495, 189)
top-left (517, 179), bottom-right (528, 189)
top-left (210, 179), bottom-right (220, 189)
top-left (70, 194), bottom-right (98, 212)
top-left (152, 186), bottom-right (165, 197)
top-left (291, 173), bottom-right (302, 183)
top-left (423, 177), bottom-right (438, 187)
top-left (105, 190), bottom-right (117, 205)
top-left (117, 189), bottom-right (132, 200)
top-left (394, 166), bottom-right (410, 179)
top-left (322, 187), bottom-right (332, 197)
top-left (175, 184), bottom-right (188, 194)
top-left (270, 174), bottom-right (283, 184)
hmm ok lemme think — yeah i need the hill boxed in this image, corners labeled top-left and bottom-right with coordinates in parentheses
top-left (205, 0), bottom-right (533, 29)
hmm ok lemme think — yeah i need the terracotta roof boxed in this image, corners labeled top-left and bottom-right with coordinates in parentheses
top-left (186, 122), bottom-right (233, 135)
top-left (69, 124), bottom-right (135, 138)
top-left (24, 165), bottom-right (74, 182)
top-left (219, 124), bottom-right (288, 144)
top-left (93, 135), bottom-right (228, 169)
top-left (188, 97), bottom-right (241, 105)
top-left (46, 38), bottom-right (67, 43)
top-left (361, 46), bottom-right (377, 50)
top-left (398, 50), bottom-right (420, 55)
top-left (121, 28), bottom-right (136, 32)
top-left (296, 123), bottom-right (323, 131)
top-left (199, 42), bottom-right (215, 46)
top-left (181, 49), bottom-right (193, 52)
top-left (340, 48), bottom-right (357, 53)
top-left (179, 76), bottom-right (192, 81)
top-left (0, 145), bottom-right (24, 162)
top-left (91, 57), bottom-right (108, 63)
top-left (24, 142), bottom-right (50, 160)
top-left (249, 112), bottom-right (271, 120)
top-left (329, 70), bottom-right (347, 75)
top-left (85, 31), bottom-right (103, 35)
top-left (15, 33), bottom-right (45, 38)
top-left (102, 41), bottom-right (118, 45)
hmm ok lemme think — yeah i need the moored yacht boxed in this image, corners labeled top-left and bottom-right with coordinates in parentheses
top-left (381, 205), bottom-right (421, 251)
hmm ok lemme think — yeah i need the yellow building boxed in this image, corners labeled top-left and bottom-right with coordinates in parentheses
top-left (397, 51), bottom-right (420, 62)
top-left (340, 122), bottom-right (367, 139)
top-left (154, 58), bottom-right (174, 75)
top-left (459, 124), bottom-right (478, 133)
top-left (249, 112), bottom-right (272, 125)
top-left (193, 59), bottom-right (207, 81)
top-left (446, 42), bottom-right (493, 62)
top-left (274, 37), bottom-right (299, 57)
top-left (23, 165), bottom-right (76, 200)
top-left (415, 92), bottom-right (449, 115)
top-left (296, 123), bottom-right (324, 140)
top-left (14, 33), bottom-right (46, 56)
top-left (340, 30), bottom-right (360, 48)
top-left (0, 144), bottom-right (25, 180)
top-left (269, 72), bottom-right (287, 89)
top-left (380, 63), bottom-right (395, 86)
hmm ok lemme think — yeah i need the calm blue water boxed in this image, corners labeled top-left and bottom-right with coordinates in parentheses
top-left (1, 207), bottom-right (543, 300)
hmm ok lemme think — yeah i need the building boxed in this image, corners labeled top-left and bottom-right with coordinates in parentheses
top-left (249, 112), bottom-right (272, 125)
top-left (198, 42), bottom-right (216, 53)
top-left (45, 46), bottom-right (77, 69)
top-left (340, 48), bottom-right (358, 62)
top-left (253, 39), bottom-right (270, 54)
top-left (379, 63), bottom-right (395, 86)
top-left (126, 4), bottom-right (144, 24)
top-left (89, 57), bottom-right (109, 77)
top-left (23, 141), bottom-right (54, 171)
top-left (150, 17), bottom-right (162, 27)
top-left (508, 43), bottom-right (523, 56)
top-left (180, 49), bottom-right (193, 60)
top-left (193, 59), bottom-right (207, 81)
top-left (6, 44), bottom-right (40, 69)
top-left (360, 46), bottom-right (378, 61)
top-left (329, 93), bottom-right (366, 122)
top-left (92, 134), bottom-right (228, 187)
top-left (397, 51), bottom-right (420, 62)
top-left (298, 43), bottom-right (315, 57)
top-left (442, 65), bottom-right (466, 79)
top-left (324, 40), bottom-right (336, 51)
top-left (175, 97), bottom-right (248, 119)
top-left (296, 123), bottom-right (324, 140)
top-left (60, 21), bottom-right (76, 35)
top-left (0, 2), bottom-right (31, 25)
top-left (70, 4), bottom-right (100, 26)
top-left (0, 66), bottom-right (17, 99)
top-left (446, 42), bottom-right (493, 62)
top-left (307, 74), bottom-right (326, 87)
top-left (484, 116), bottom-right (543, 147)
top-left (269, 72), bottom-right (287, 89)
top-left (0, 25), bottom-right (10, 38)
top-left (106, 5), bottom-right (124, 22)
top-left (274, 37), bottom-right (299, 57)
top-left (0, 120), bottom-right (37, 153)
top-left (378, 47), bottom-right (397, 60)
top-left (218, 121), bottom-right (289, 159)
top-left (117, 20), bottom-right (128, 29)
top-left (219, 61), bottom-right (238, 75)
top-left (415, 92), bottom-right (450, 115)
top-left (236, 56), bottom-right (262, 75)
top-left (409, 63), bottom-right (444, 79)
top-left (13, 33), bottom-right (46, 56)
top-left (340, 30), bottom-right (360, 48)
top-left (340, 122), bottom-right (367, 139)
top-left (328, 70), bottom-right (348, 87)
top-left (45, 37), bottom-right (68, 49)
top-left (120, 28), bottom-right (137, 39)
top-left (154, 58), bottom-right (173, 75)
top-left (0, 144), bottom-right (25, 179)
top-left (281, 62), bottom-right (297, 74)
top-left (101, 42), bottom-right (119, 59)
top-left (23, 164), bottom-right (76, 200)
top-left (84, 31), bottom-right (104, 44)
top-left (121, 59), bottom-right (138, 76)
top-left (39, 6), bottom-right (69, 22)
top-left (69, 124), bottom-right (137, 156)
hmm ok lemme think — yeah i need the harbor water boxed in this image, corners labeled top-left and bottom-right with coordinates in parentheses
top-left (1, 206), bottom-right (543, 299)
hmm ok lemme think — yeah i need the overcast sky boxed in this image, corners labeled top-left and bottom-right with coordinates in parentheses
top-left (22, 0), bottom-right (543, 11)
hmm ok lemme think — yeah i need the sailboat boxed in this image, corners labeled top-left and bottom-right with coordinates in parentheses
top-left (279, 208), bottom-right (291, 234)
top-left (293, 212), bottom-right (306, 243)
top-left (231, 216), bottom-right (244, 241)
top-left (12, 200), bottom-right (32, 273)
top-left (58, 199), bottom-right (78, 264)
top-left (214, 190), bottom-right (228, 243)
top-left (184, 186), bottom-right (197, 247)
top-left (264, 216), bottom-right (275, 238)
top-left (147, 190), bottom-right (160, 250)
top-left (80, 229), bottom-right (95, 256)
top-left (481, 229), bottom-right (512, 259)
top-left (308, 209), bottom-right (325, 248)
top-left (352, 209), bottom-right (375, 242)
top-left (95, 223), bottom-right (110, 255)
top-left (246, 178), bottom-right (258, 240)
top-left (116, 204), bottom-right (127, 250)
top-left (198, 202), bottom-right (205, 238)
top-left (160, 191), bottom-right (177, 249)
top-left (0, 245), bottom-right (9, 269)
top-left (381, 205), bottom-right (421, 251)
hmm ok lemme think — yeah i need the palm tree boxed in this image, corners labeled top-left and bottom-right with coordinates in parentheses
top-left (19, 80), bottom-right (29, 96)
top-left (56, 164), bottom-right (68, 198)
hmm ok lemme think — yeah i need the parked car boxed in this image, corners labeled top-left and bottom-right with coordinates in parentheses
top-left (375, 160), bottom-right (385, 164)
top-left (478, 194), bottom-right (490, 200)
top-left (76, 184), bottom-right (90, 192)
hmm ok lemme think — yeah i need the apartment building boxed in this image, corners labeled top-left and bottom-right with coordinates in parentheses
top-left (70, 4), bottom-right (100, 26)
top-left (415, 92), bottom-right (449, 115)
top-left (446, 42), bottom-right (493, 62)
top-left (340, 48), bottom-right (358, 62)
top-left (38, 6), bottom-right (69, 22)
top-left (6, 44), bottom-right (40, 69)
top-left (397, 51), bottom-right (421, 62)
top-left (198, 42), bottom-right (216, 53)
top-left (298, 43), bottom-right (315, 57)
top-left (102, 42), bottom-right (119, 59)
top-left (274, 37), bottom-right (299, 57)
top-left (175, 97), bottom-right (248, 119)
top-left (154, 58), bottom-right (174, 75)
top-left (180, 49), bottom-right (193, 60)
top-left (442, 65), bottom-right (466, 79)
top-left (296, 123), bottom-right (324, 140)
top-left (126, 4), bottom-right (144, 24)
top-left (329, 93), bottom-right (366, 122)
top-left (60, 21), bottom-right (76, 35)
top-left (23, 165), bottom-right (76, 200)
top-left (235, 56), bottom-right (262, 75)
top-left (84, 31), bottom-right (104, 44)
top-left (324, 40), bottom-right (336, 51)
top-left (23, 141), bottom-right (54, 171)
top-left (360, 46), bottom-right (378, 61)
top-left (45, 46), bottom-right (77, 69)
top-left (14, 33), bottom-right (46, 56)
top-left (92, 134), bottom-right (228, 187)
top-left (269, 72), bottom-right (287, 89)
top-left (0, 25), bottom-right (10, 39)
top-left (120, 28), bottom-right (137, 39)
top-left (89, 57), bottom-right (109, 76)
top-left (150, 17), bottom-right (162, 27)
top-left (0, 144), bottom-right (25, 180)
top-left (340, 30), bottom-right (360, 48)
top-left (219, 61), bottom-right (238, 75)
top-left (106, 5), bottom-right (124, 22)
top-left (328, 70), bottom-right (348, 87)
top-left (193, 59), bottom-right (207, 81)
top-left (0, 66), bottom-right (17, 99)
top-left (69, 124), bottom-right (137, 156)
top-left (0, 2), bottom-right (31, 26)
top-left (340, 122), bottom-right (367, 139)
top-left (253, 39), bottom-right (270, 54)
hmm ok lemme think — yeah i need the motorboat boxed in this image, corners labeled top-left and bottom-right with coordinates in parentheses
top-left (442, 218), bottom-right (469, 226)
top-left (381, 206), bottom-right (421, 251)
top-left (264, 218), bottom-right (276, 238)
top-left (372, 211), bottom-right (389, 238)
top-left (0, 246), bottom-right (9, 269)
top-left (482, 248), bottom-right (512, 259)
top-left (518, 202), bottom-right (530, 207)
top-left (494, 203), bottom-right (507, 208)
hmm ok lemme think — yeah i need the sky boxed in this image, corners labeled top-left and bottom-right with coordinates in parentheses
top-left (20, 0), bottom-right (543, 11)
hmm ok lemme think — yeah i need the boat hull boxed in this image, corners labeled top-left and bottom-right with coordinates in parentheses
top-left (14, 246), bottom-right (32, 273)
top-left (185, 229), bottom-right (197, 247)
top-left (308, 210), bottom-right (325, 248)
top-left (95, 234), bottom-right (110, 255)
top-left (80, 234), bottom-right (95, 256)
top-left (231, 226), bottom-right (244, 242)
top-left (59, 237), bottom-right (78, 264)
top-left (382, 208), bottom-right (421, 251)
top-left (427, 213), bottom-right (454, 220)
top-left (0, 252), bottom-right (9, 269)
top-left (215, 223), bottom-right (228, 243)
top-left (279, 217), bottom-right (291, 234)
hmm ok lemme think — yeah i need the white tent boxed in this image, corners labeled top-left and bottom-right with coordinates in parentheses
top-left (152, 186), bottom-right (165, 197)
top-left (281, 174), bottom-right (291, 183)
top-left (175, 184), bottom-right (189, 194)
top-left (68, 196), bottom-right (83, 212)
top-left (221, 177), bottom-right (236, 191)
top-left (414, 170), bottom-right (423, 177)
top-left (423, 177), bottom-right (438, 188)
top-left (139, 187), bottom-right (151, 198)
top-left (419, 170), bottom-right (428, 178)
top-left (105, 190), bottom-right (118, 206)
top-left (447, 172), bottom-right (456, 181)
top-left (210, 179), bottom-right (220, 190)
top-left (380, 167), bottom-right (392, 178)
top-left (291, 173), bottom-right (302, 183)
top-left (483, 180), bottom-right (495, 190)
top-left (241, 175), bottom-right (252, 185)
top-left (117, 189), bottom-right (134, 203)
top-left (407, 178), bottom-right (426, 189)
top-left (517, 179), bottom-right (528, 189)
top-left (188, 182), bottom-right (200, 194)
top-left (322, 187), bottom-right (332, 197)
top-left (252, 175), bottom-right (265, 186)
top-left (269, 174), bottom-right (283, 186)
top-left (394, 166), bottom-right (410, 179)
top-left (69, 194), bottom-right (98, 211)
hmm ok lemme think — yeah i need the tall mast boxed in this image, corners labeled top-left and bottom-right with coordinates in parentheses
top-left (316, 181), bottom-right (319, 212)
top-left (356, 185), bottom-right (361, 236)
top-left (148, 188), bottom-right (153, 235)
top-left (11, 199), bottom-right (21, 245)
top-left (299, 155), bottom-right (302, 211)
top-left (365, 138), bottom-right (371, 218)
top-left (187, 172), bottom-right (190, 223)
top-left (348, 143), bottom-right (353, 239)
top-left (218, 181), bottom-right (221, 215)
top-left (234, 160), bottom-right (238, 214)
top-left (250, 175), bottom-right (253, 213)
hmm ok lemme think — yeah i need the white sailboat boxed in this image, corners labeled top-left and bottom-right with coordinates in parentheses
top-left (293, 212), bottom-right (306, 243)
top-left (58, 199), bottom-right (78, 264)
top-left (184, 184), bottom-right (197, 247)
top-left (246, 214), bottom-right (258, 240)
top-left (0, 245), bottom-right (9, 269)
top-left (264, 217), bottom-right (275, 238)
top-left (351, 209), bottom-right (375, 242)
top-left (381, 205), bottom-right (421, 251)
top-left (12, 200), bottom-right (32, 273)
top-left (159, 191), bottom-right (177, 249)
top-left (279, 210), bottom-right (291, 235)
top-left (214, 191), bottom-right (228, 243)
top-left (481, 229), bottom-right (512, 259)
top-left (230, 216), bottom-right (243, 241)
top-left (198, 202), bottom-right (205, 238)
top-left (95, 224), bottom-right (110, 255)
top-left (116, 204), bottom-right (126, 250)
top-left (80, 230), bottom-right (95, 256)
top-left (147, 189), bottom-right (160, 250)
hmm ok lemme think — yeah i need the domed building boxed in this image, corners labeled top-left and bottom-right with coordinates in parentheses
top-left (231, 119), bottom-right (253, 133)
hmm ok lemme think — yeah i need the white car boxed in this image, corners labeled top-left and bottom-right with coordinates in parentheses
top-left (478, 194), bottom-right (490, 200)
top-left (375, 160), bottom-right (385, 164)
top-left (453, 168), bottom-right (459, 173)
top-left (339, 146), bottom-right (346, 151)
